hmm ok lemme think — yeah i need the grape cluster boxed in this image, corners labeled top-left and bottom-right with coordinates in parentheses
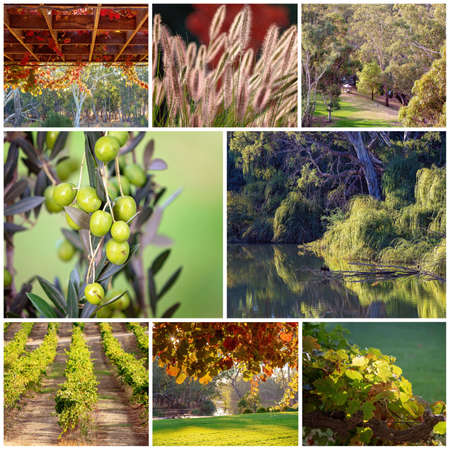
top-left (44, 131), bottom-right (147, 316)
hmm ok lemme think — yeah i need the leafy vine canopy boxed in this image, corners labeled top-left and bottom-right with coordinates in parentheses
top-left (303, 323), bottom-right (446, 445)
top-left (153, 322), bottom-right (298, 387)
top-left (4, 4), bottom-right (148, 94)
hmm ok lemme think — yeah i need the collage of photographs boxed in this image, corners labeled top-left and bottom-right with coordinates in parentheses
top-left (1, 1), bottom-right (447, 448)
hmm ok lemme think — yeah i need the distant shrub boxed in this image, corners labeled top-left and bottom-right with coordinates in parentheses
top-left (256, 407), bottom-right (267, 413)
top-left (243, 408), bottom-right (253, 414)
top-left (41, 112), bottom-right (73, 127)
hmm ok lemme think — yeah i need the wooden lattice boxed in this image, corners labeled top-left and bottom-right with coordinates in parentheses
top-left (4, 4), bottom-right (148, 64)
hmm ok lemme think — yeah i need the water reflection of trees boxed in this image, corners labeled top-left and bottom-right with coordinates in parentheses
top-left (227, 245), bottom-right (445, 318)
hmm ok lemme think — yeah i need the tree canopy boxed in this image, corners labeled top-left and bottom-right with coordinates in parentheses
top-left (153, 323), bottom-right (298, 387)
top-left (302, 4), bottom-right (446, 126)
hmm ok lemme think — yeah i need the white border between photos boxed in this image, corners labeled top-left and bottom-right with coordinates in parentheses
top-left (0, 1), bottom-right (448, 450)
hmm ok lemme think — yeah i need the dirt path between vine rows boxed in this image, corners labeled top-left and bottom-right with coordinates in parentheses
top-left (83, 322), bottom-right (148, 446)
top-left (4, 322), bottom-right (73, 446)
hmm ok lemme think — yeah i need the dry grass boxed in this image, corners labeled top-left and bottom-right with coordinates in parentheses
top-left (153, 6), bottom-right (298, 127)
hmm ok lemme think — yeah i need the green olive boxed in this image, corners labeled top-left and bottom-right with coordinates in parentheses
top-left (56, 158), bottom-right (78, 181)
top-left (111, 310), bottom-right (127, 318)
top-left (57, 239), bottom-right (76, 262)
top-left (124, 164), bottom-right (147, 187)
top-left (46, 131), bottom-right (59, 150)
top-left (109, 176), bottom-right (131, 196)
top-left (84, 282), bottom-right (105, 305)
top-left (76, 186), bottom-right (101, 213)
top-left (107, 131), bottom-right (129, 147)
top-left (53, 183), bottom-right (76, 207)
top-left (90, 210), bottom-right (113, 237)
top-left (95, 136), bottom-right (120, 163)
top-left (113, 196), bottom-right (136, 222)
top-left (44, 186), bottom-right (64, 213)
top-left (110, 221), bottom-right (130, 242)
top-left (106, 239), bottom-right (130, 265)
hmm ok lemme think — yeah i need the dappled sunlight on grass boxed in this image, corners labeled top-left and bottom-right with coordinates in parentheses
top-left (153, 412), bottom-right (298, 446)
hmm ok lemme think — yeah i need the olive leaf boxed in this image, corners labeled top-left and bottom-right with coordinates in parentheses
top-left (5, 196), bottom-right (45, 216)
top-left (161, 302), bottom-right (181, 318)
top-left (64, 206), bottom-right (90, 229)
top-left (149, 158), bottom-right (168, 171)
top-left (4, 179), bottom-right (29, 203)
top-left (26, 293), bottom-right (59, 318)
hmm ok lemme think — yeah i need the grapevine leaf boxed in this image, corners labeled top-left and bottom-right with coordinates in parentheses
top-left (362, 401), bottom-right (375, 420)
top-left (433, 421), bottom-right (446, 435)
top-left (27, 293), bottom-right (59, 318)
top-left (345, 369), bottom-right (363, 382)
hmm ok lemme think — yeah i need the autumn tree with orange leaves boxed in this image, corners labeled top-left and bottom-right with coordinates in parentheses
top-left (153, 322), bottom-right (298, 409)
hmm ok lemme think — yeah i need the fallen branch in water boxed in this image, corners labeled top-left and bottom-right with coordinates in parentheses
top-left (310, 261), bottom-right (445, 283)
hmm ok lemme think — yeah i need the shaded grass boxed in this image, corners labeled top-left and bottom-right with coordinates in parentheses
top-left (313, 97), bottom-right (398, 127)
top-left (328, 323), bottom-right (445, 403)
top-left (153, 412), bottom-right (298, 446)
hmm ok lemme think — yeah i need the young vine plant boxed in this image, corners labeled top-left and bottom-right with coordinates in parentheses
top-left (303, 323), bottom-right (446, 446)
top-left (4, 131), bottom-right (182, 318)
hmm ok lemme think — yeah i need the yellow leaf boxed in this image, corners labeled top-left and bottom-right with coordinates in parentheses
top-left (176, 372), bottom-right (187, 384)
top-left (199, 373), bottom-right (212, 385)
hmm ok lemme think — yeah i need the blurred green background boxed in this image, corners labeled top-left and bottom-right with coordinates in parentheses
top-left (12, 131), bottom-right (223, 318)
top-left (327, 322), bottom-right (446, 403)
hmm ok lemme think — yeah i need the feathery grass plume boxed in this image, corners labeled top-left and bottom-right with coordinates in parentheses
top-left (223, 62), bottom-right (233, 109)
top-left (239, 5), bottom-right (252, 51)
top-left (153, 14), bottom-right (161, 43)
top-left (188, 67), bottom-right (205, 102)
top-left (153, 5), bottom-right (298, 127)
top-left (206, 32), bottom-right (226, 63)
top-left (209, 5), bottom-right (226, 41)
top-left (186, 43), bottom-right (197, 68)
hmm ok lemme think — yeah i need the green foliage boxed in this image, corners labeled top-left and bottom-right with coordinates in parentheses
top-left (55, 325), bottom-right (98, 436)
top-left (4, 323), bottom-right (59, 407)
top-left (4, 323), bottom-right (34, 370)
top-left (303, 323), bottom-right (446, 445)
top-left (399, 47), bottom-right (446, 127)
top-left (127, 322), bottom-right (149, 357)
top-left (357, 62), bottom-right (383, 100)
top-left (99, 323), bottom-right (148, 408)
top-left (315, 167), bottom-right (445, 276)
top-left (273, 192), bottom-right (321, 243)
top-left (41, 111), bottom-right (73, 127)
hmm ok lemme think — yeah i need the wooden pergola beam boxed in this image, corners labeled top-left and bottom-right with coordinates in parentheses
top-left (114, 10), bottom-right (148, 62)
top-left (4, 23), bottom-right (39, 61)
top-left (39, 5), bottom-right (64, 62)
top-left (89, 5), bottom-right (101, 62)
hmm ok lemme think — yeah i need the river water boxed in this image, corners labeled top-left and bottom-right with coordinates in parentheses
top-left (227, 244), bottom-right (445, 318)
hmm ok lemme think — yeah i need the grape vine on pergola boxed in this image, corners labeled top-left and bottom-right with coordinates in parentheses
top-left (4, 4), bottom-right (148, 64)
top-left (4, 4), bottom-right (149, 126)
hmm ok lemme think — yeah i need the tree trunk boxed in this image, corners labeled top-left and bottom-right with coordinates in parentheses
top-left (346, 132), bottom-right (382, 200)
top-left (13, 89), bottom-right (22, 127)
top-left (384, 85), bottom-right (389, 107)
top-left (371, 89), bottom-right (374, 101)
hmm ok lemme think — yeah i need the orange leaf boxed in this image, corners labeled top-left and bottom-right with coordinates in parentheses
top-left (166, 365), bottom-right (179, 377)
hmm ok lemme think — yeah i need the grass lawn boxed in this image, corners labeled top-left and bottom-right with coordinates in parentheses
top-left (312, 92), bottom-right (401, 127)
top-left (153, 412), bottom-right (298, 446)
top-left (328, 323), bottom-right (445, 403)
